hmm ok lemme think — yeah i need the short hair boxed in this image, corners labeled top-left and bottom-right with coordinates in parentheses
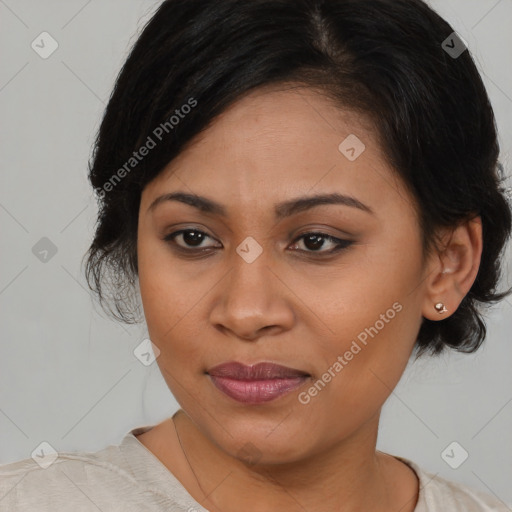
top-left (83, 0), bottom-right (512, 358)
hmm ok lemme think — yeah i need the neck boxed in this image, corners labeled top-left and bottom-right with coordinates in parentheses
top-left (172, 409), bottom-right (416, 512)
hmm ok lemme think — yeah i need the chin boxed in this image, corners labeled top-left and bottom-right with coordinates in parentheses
top-left (207, 417), bottom-right (317, 466)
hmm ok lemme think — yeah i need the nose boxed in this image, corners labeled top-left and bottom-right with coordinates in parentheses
top-left (209, 256), bottom-right (295, 342)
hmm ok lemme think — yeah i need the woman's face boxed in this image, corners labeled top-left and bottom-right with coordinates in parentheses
top-left (137, 85), bottom-right (431, 463)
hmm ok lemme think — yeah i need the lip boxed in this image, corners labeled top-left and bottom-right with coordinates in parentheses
top-left (207, 361), bottom-right (310, 404)
top-left (208, 361), bottom-right (310, 380)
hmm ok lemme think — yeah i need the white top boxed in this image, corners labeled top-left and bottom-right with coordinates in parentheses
top-left (0, 425), bottom-right (509, 511)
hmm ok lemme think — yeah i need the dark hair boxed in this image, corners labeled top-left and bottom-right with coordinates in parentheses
top-left (83, 0), bottom-right (512, 358)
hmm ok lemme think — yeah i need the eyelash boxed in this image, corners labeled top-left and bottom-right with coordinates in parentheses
top-left (163, 229), bottom-right (353, 257)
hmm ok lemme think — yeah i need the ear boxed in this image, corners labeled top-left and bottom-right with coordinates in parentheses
top-left (421, 216), bottom-right (483, 321)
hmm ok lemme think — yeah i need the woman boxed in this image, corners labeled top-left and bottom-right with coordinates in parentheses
top-left (1, 0), bottom-right (511, 510)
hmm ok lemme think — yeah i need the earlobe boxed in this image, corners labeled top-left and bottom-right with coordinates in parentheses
top-left (421, 216), bottom-right (483, 321)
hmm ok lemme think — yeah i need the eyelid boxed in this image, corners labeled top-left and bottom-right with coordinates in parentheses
top-left (290, 224), bottom-right (355, 240)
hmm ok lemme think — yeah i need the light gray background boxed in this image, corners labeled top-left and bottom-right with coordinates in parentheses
top-left (1, 0), bottom-right (511, 506)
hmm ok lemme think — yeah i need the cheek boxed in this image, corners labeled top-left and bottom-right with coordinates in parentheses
top-left (137, 237), bottom-right (214, 375)
top-left (296, 238), bottom-right (423, 411)
top-left (137, 235), bottom-right (182, 355)
top-left (295, 306), bottom-right (417, 448)
top-left (137, 231), bottom-right (187, 329)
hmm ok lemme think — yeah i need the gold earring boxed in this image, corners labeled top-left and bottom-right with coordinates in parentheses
top-left (434, 302), bottom-right (448, 314)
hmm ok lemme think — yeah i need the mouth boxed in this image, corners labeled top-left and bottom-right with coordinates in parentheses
top-left (206, 361), bottom-right (311, 404)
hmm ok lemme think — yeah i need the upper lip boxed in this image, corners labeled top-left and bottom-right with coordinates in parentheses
top-left (207, 361), bottom-right (310, 380)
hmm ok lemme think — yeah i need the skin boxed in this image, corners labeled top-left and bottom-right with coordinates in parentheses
top-left (135, 84), bottom-right (483, 512)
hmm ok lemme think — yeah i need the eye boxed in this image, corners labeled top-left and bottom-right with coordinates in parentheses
top-left (163, 228), bottom-right (353, 256)
top-left (288, 232), bottom-right (353, 255)
top-left (163, 229), bottom-right (220, 251)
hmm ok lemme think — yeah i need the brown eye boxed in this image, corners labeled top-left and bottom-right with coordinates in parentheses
top-left (289, 232), bottom-right (353, 255)
top-left (163, 229), bottom-right (219, 250)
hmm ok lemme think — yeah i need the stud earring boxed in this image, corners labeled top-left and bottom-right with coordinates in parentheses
top-left (434, 302), bottom-right (448, 314)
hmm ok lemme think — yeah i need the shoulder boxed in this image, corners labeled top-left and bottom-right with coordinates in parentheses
top-left (395, 456), bottom-right (511, 512)
top-left (0, 428), bottom-right (205, 512)
top-left (0, 443), bottom-right (136, 511)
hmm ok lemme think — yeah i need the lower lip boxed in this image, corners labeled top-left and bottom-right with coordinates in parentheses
top-left (209, 375), bottom-right (309, 404)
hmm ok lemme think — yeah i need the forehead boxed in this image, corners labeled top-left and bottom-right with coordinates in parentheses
top-left (140, 86), bottom-right (411, 219)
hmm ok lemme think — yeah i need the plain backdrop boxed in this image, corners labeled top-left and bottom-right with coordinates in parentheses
top-left (1, 0), bottom-right (511, 506)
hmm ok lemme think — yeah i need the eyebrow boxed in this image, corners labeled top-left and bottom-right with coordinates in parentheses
top-left (147, 191), bottom-right (375, 219)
